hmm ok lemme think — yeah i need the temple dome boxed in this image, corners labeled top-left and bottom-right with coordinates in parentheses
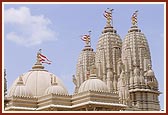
top-left (78, 76), bottom-right (108, 93)
top-left (8, 85), bottom-right (32, 97)
top-left (44, 77), bottom-right (68, 95)
top-left (8, 63), bottom-right (68, 97)
top-left (45, 85), bottom-right (68, 95)
top-left (8, 76), bottom-right (32, 97)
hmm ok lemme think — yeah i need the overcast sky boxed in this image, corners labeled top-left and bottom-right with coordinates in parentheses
top-left (3, 3), bottom-right (165, 110)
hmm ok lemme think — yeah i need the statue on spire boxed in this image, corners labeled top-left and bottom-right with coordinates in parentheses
top-left (81, 31), bottom-right (91, 46)
top-left (131, 10), bottom-right (138, 26)
top-left (103, 8), bottom-right (114, 26)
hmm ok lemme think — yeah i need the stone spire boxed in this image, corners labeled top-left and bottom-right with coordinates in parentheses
top-left (122, 11), bottom-right (160, 110)
top-left (73, 33), bottom-right (95, 94)
top-left (96, 8), bottom-right (122, 92)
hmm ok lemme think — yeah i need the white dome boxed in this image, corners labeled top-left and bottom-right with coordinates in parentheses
top-left (78, 76), bottom-right (108, 93)
top-left (8, 85), bottom-right (32, 97)
top-left (8, 77), bottom-right (32, 97)
top-left (45, 85), bottom-right (68, 95)
top-left (8, 65), bottom-right (68, 97)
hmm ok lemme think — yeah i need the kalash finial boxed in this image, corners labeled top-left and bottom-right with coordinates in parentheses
top-left (81, 30), bottom-right (91, 46)
top-left (103, 8), bottom-right (114, 27)
top-left (32, 49), bottom-right (51, 69)
top-left (131, 10), bottom-right (138, 26)
top-left (36, 49), bottom-right (42, 64)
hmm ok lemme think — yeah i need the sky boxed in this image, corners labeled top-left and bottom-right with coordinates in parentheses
top-left (3, 3), bottom-right (165, 110)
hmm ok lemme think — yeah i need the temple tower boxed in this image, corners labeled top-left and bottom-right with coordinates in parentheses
top-left (95, 9), bottom-right (122, 92)
top-left (73, 33), bottom-right (95, 94)
top-left (122, 11), bottom-right (161, 111)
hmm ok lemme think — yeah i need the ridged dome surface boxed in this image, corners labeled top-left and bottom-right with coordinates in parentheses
top-left (8, 85), bottom-right (32, 97)
top-left (45, 85), bottom-right (68, 95)
top-left (8, 70), bottom-right (68, 97)
top-left (78, 76), bottom-right (108, 93)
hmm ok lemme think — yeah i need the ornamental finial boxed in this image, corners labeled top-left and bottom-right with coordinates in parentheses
top-left (81, 30), bottom-right (91, 46)
top-left (131, 10), bottom-right (138, 26)
top-left (36, 49), bottom-right (42, 64)
top-left (103, 8), bottom-right (114, 26)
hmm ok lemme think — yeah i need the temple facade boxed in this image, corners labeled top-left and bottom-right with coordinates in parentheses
top-left (4, 9), bottom-right (161, 111)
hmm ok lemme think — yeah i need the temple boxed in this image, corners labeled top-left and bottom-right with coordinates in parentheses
top-left (4, 10), bottom-right (161, 111)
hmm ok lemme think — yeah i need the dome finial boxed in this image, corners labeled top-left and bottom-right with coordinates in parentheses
top-left (103, 8), bottom-right (114, 27)
top-left (81, 31), bottom-right (91, 46)
top-left (17, 75), bottom-right (24, 85)
top-left (36, 49), bottom-right (52, 65)
top-left (32, 49), bottom-right (52, 69)
top-left (32, 49), bottom-right (44, 69)
top-left (131, 10), bottom-right (138, 26)
top-left (36, 49), bottom-right (42, 64)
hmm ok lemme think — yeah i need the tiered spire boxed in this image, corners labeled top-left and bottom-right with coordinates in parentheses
top-left (73, 32), bottom-right (95, 94)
